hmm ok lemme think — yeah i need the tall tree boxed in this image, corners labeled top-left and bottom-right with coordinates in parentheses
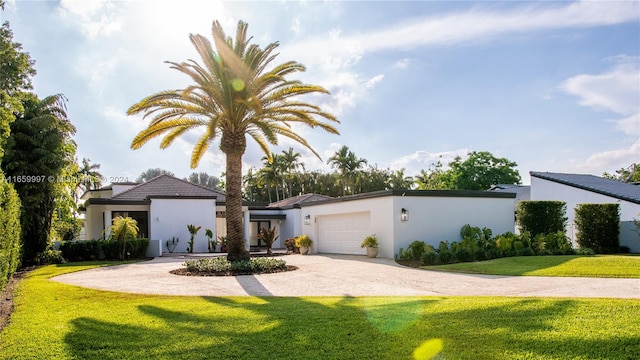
top-left (2, 93), bottom-right (76, 264)
top-left (603, 163), bottom-right (640, 183)
top-left (135, 168), bottom-right (174, 182)
top-left (77, 157), bottom-right (103, 191)
top-left (414, 160), bottom-right (449, 190)
top-left (187, 171), bottom-right (220, 189)
top-left (257, 153), bottom-right (284, 202)
top-left (128, 20), bottom-right (338, 261)
top-left (327, 145), bottom-right (367, 196)
top-left (0, 16), bottom-right (36, 162)
top-left (447, 151), bottom-right (521, 190)
top-left (280, 147), bottom-right (303, 198)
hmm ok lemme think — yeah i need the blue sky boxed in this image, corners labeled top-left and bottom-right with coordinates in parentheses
top-left (3, 0), bottom-right (639, 185)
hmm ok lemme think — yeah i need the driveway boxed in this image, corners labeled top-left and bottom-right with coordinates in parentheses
top-left (51, 254), bottom-right (640, 298)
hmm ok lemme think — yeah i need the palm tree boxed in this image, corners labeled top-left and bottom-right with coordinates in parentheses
top-left (77, 158), bottom-right (103, 191)
top-left (127, 20), bottom-right (339, 261)
top-left (257, 154), bottom-right (280, 202)
top-left (327, 145), bottom-right (367, 196)
top-left (280, 147), bottom-right (303, 198)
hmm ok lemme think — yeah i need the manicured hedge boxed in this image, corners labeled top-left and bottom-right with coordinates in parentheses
top-left (60, 238), bottom-right (149, 262)
top-left (517, 200), bottom-right (568, 237)
top-left (0, 177), bottom-right (21, 291)
top-left (574, 203), bottom-right (620, 253)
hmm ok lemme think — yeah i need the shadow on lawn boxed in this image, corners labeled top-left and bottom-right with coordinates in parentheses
top-left (63, 297), bottom-right (639, 359)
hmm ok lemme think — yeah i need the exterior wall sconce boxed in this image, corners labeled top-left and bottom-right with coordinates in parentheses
top-left (304, 214), bottom-right (311, 225)
top-left (401, 208), bottom-right (409, 222)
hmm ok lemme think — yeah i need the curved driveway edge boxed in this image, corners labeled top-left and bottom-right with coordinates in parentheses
top-left (51, 254), bottom-right (640, 298)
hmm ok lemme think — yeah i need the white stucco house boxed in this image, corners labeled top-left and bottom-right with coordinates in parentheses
top-left (530, 172), bottom-right (640, 252)
top-left (81, 175), bottom-right (517, 258)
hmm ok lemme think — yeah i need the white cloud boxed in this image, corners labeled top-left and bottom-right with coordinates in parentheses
top-left (394, 58), bottom-right (411, 69)
top-left (561, 57), bottom-right (640, 174)
top-left (58, 0), bottom-right (123, 39)
top-left (561, 60), bottom-right (639, 117)
top-left (291, 17), bottom-right (301, 33)
top-left (575, 139), bottom-right (640, 174)
top-left (389, 149), bottom-right (470, 174)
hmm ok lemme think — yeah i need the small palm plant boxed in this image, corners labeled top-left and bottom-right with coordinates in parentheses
top-left (258, 227), bottom-right (279, 256)
top-left (186, 224), bottom-right (202, 253)
top-left (205, 228), bottom-right (215, 253)
top-left (110, 216), bottom-right (139, 260)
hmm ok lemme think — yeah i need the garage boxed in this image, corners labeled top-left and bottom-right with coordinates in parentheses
top-left (316, 211), bottom-right (371, 254)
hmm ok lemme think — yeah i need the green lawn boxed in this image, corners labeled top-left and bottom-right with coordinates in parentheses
top-left (420, 255), bottom-right (640, 278)
top-left (0, 264), bottom-right (638, 359)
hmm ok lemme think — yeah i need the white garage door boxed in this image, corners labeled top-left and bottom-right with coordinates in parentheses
top-left (317, 212), bottom-right (371, 254)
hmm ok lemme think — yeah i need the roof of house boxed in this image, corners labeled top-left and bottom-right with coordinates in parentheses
top-left (267, 193), bottom-right (333, 209)
top-left (530, 171), bottom-right (640, 204)
top-left (489, 184), bottom-right (531, 201)
top-left (296, 188), bottom-right (516, 208)
top-left (110, 175), bottom-right (225, 202)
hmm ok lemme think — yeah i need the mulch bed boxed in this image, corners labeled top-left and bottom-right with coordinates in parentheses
top-left (0, 267), bottom-right (33, 333)
top-left (170, 265), bottom-right (299, 277)
top-left (395, 259), bottom-right (424, 268)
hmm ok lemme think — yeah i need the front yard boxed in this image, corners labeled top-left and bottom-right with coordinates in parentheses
top-left (419, 254), bottom-right (640, 278)
top-left (0, 263), bottom-right (638, 359)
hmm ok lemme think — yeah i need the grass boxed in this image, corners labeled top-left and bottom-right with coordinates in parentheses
top-left (420, 255), bottom-right (640, 278)
top-left (0, 263), bottom-right (639, 359)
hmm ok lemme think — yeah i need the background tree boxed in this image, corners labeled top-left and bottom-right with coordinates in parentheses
top-left (328, 145), bottom-right (367, 196)
top-left (128, 20), bottom-right (338, 261)
top-left (388, 168), bottom-right (414, 190)
top-left (136, 168), bottom-right (174, 182)
top-left (280, 147), bottom-right (303, 198)
top-left (1, 93), bottom-right (76, 264)
top-left (0, 7), bottom-right (35, 281)
top-left (603, 163), bottom-right (640, 183)
top-left (414, 160), bottom-right (449, 190)
top-left (187, 171), bottom-right (220, 189)
top-left (447, 151), bottom-right (521, 190)
top-left (77, 157), bottom-right (103, 191)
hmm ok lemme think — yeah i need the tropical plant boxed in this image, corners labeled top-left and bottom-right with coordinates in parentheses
top-left (187, 172), bottom-right (220, 189)
top-left (218, 236), bottom-right (228, 252)
top-left (136, 168), bottom-right (174, 182)
top-left (186, 224), bottom-right (202, 253)
top-left (2, 93), bottom-right (77, 265)
top-left (447, 151), bottom-right (521, 190)
top-left (127, 20), bottom-right (339, 262)
top-left (205, 228), bottom-right (215, 253)
top-left (361, 234), bottom-right (379, 248)
top-left (328, 145), bottom-right (367, 196)
top-left (166, 237), bottom-right (179, 253)
top-left (110, 216), bottom-right (139, 260)
top-left (258, 227), bottom-right (279, 256)
top-left (295, 235), bottom-right (312, 248)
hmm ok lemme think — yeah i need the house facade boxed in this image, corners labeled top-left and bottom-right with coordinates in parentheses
top-left (82, 175), bottom-right (516, 258)
top-left (530, 172), bottom-right (640, 252)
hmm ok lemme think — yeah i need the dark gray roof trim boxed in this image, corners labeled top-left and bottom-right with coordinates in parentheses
top-left (299, 189), bottom-right (515, 207)
top-left (250, 214), bottom-right (286, 220)
top-left (85, 198), bottom-right (150, 206)
top-left (530, 171), bottom-right (640, 205)
top-left (267, 193), bottom-right (333, 209)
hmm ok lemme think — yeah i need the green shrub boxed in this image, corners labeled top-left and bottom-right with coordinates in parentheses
top-left (453, 247), bottom-right (473, 262)
top-left (517, 201), bottom-right (568, 237)
top-left (438, 249), bottom-right (453, 264)
top-left (576, 247), bottom-right (596, 255)
top-left (61, 238), bottom-right (149, 261)
top-left (0, 178), bottom-right (22, 291)
top-left (575, 203), bottom-right (620, 253)
top-left (421, 250), bottom-right (438, 265)
top-left (183, 256), bottom-right (286, 273)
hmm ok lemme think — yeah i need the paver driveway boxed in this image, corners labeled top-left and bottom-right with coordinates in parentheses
top-left (52, 254), bottom-right (640, 298)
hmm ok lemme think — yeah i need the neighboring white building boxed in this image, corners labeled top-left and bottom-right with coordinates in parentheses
top-left (530, 172), bottom-right (640, 252)
top-left (81, 175), bottom-right (517, 258)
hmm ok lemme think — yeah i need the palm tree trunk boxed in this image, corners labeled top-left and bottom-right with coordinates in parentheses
top-left (221, 133), bottom-right (250, 262)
